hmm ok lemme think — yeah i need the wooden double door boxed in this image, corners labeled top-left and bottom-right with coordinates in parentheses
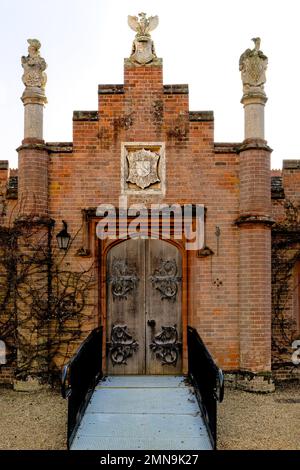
top-left (106, 238), bottom-right (182, 375)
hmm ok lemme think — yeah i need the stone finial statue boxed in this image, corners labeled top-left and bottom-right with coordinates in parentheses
top-left (239, 38), bottom-right (268, 140)
top-left (21, 39), bottom-right (47, 90)
top-left (127, 13), bottom-right (159, 65)
top-left (21, 39), bottom-right (47, 140)
top-left (239, 37), bottom-right (268, 94)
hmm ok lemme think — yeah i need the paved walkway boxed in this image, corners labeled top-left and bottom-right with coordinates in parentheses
top-left (71, 375), bottom-right (212, 450)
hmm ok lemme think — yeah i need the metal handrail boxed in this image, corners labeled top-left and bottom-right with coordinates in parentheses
top-left (62, 325), bottom-right (222, 449)
top-left (61, 327), bottom-right (103, 449)
top-left (187, 326), bottom-right (224, 449)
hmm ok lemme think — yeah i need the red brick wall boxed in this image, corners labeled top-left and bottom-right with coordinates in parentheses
top-left (0, 162), bottom-right (8, 187)
top-left (282, 164), bottom-right (300, 200)
top-left (271, 162), bottom-right (300, 380)
top-left (0, 366), bottom-right (14, 386)
top-left (239, 224), bottom-right (272, 371)
top-left (47, 63), bottom-right (243, 372)
top-left (10, 60), bottom-right (275, 380)
top-left (239, 143), bottom-right (272, 372)
top-left (239, 145), bottom-right (271, 216)
top-left (188, 149), bottom-right (240, 370)
top-left (18, 143), bottom-right (48, 217)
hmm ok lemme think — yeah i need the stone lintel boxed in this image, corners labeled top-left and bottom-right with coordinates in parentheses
top-left (17, 142), bottom-right (73, 154)
top-left (83, 204), bottom-right (203, 219)
top-left (235, 214), bottom-right (275, 227)
top-left (0, 161), bottom-right (9, 170)
top-left (283, 160), bottom-right (300, 170)
top-left (46, 142), bottom-right (73, 153)
top-left (189, 111), bottom-right (214, 122)
top-left (214, 143), bottom-right (240, 154)
top-left (98, 84), bottom-right (188, 95)
top-left (16, 141), bottom-right (46, 152)
top-left (73, 111), bottom-right (99, 121)
top-left (238, 138), bottom-right (272, 153)
top-left (98, 84), bottom-right (124, 95)
top-left (164, 84), bottom-right (189, 95)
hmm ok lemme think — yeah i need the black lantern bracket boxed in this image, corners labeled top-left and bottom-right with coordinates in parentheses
top-left (56, 220), bottom-right (71, 251)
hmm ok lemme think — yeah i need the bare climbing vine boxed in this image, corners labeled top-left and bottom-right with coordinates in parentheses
top-left (272, 198), bottom-right (300, 376)
top-left (0, 214), bottom-right (95, 384)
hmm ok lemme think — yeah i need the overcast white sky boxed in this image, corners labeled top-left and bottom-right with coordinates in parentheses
top-left (1, 0), bottom-right (300, 169)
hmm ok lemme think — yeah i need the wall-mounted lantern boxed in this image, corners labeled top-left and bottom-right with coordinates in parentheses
top-left (56, 220), bottom-right (71, 251)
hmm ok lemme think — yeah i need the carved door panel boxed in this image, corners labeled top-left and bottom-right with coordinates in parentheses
top-left (106, 239), bottom-right (182, 375)
top-left (106, 238), bottom-right (145, 375)
top-left (145, 240), bottom-right (182, 375)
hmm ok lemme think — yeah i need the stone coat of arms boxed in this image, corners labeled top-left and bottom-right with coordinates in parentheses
top-left (126, 149), bottom-right (160, 189)
top-left (239, 38), bottom-right (268, 94)
top-left (21, 39), bottom-right (47, 89)
top-left (128, 13), bottom-right (159, 65)
top-left (130, 38), bottom-right (156, 65)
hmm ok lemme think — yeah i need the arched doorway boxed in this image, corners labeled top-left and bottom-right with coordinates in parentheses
top-left (106, 238), bottom-right (183, 375)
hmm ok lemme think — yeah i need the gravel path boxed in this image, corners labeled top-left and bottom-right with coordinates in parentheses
top-left (0, 383), bottom-right (299, 450)
top-left (0, 387), bottom-right (67, 450)
top-left (218, 383), bottom-right (300, 450)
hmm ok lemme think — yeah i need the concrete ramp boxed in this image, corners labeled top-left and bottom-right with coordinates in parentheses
top-left (71, 375), bottom-right (212, 450)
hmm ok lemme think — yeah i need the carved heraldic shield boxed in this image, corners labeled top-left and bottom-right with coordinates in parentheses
top-left (126, 149), bottom-right (160, 190)
top-left (128, 13), bottom-right (159, 65)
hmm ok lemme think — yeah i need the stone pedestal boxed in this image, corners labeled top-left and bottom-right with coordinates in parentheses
top-left (22, 87), bottom-right (47, 140)
top-left (241, 92), bottom-right (267, 140)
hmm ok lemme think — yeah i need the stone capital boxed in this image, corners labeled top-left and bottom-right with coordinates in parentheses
top-left (21, 87), bottom-right (47, 106)
top-left (241, 91), bottom-right (268, 107)
top-left (238, 138), bottom-right (272, 153)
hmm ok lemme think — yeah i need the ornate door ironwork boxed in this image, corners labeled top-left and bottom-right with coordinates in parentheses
top-left (108, 258), bottom-right (138, 301)
top-left (107, 325), bottom-right (139, 366)
top-left (149, 325), bottom-right (182, 366)
top-left (106, 238), bottom-right (182, 375)
top-left (150, 259), bottom-right (182, 301)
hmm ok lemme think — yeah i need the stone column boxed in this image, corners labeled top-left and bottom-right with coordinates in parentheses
top-left (242, 92), bottom-right (267, 140)
top-left (22, 87), bottom-right (46, 140)
top-left (15, 40), bottom-right (50, 390)
top-left (18, 39), bottom-right (48, 217)
top-left (240, 38), bottom-right (268, 140)
top-left (237, 38), bottom-right (274, 392)
top-left (21, 39), bottom-right (47, 141)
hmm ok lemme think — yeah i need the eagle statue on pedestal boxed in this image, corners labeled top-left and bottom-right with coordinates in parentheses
top-left (127, 13), bottom-right (159, 65)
